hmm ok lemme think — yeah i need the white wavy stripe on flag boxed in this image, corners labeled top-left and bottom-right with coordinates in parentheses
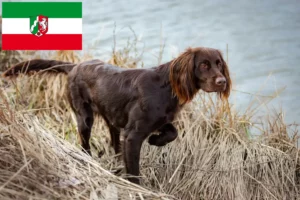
top-left (2, 18), bottom-right (82, 34)
top-left (30, 16), bottom-right (39, 32)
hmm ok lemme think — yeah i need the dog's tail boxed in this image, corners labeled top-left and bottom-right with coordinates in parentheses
top-left (2, 59), bottom-right (77, 77)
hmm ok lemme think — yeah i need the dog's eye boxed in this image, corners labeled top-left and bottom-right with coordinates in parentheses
top-left (200, 60), bottom-right (210, 69)
top-left (200, 63), bottom-right (208, 69)
top-left (216, 60), bottom-right (222, 69)
top-left (218, 62), bottom-right (222, 69)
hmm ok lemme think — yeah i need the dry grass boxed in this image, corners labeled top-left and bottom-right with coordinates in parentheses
top-left (0, 46), bottom-right (299, 200)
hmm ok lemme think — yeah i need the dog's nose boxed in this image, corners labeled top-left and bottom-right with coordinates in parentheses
top-left (216, 77), bottom-right (226, 86)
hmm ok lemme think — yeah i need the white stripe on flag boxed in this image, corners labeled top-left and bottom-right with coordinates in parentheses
top-left (2, 18), bottom-right (82, 34)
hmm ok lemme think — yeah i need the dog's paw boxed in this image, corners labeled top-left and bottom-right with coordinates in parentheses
top-left (148, 135), bottom-right (159, 146)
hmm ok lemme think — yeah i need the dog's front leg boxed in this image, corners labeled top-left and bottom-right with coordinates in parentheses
top-left (148, 123), bottom-right (178, 146)
top-left (122, 130), bottom-right (147, 184)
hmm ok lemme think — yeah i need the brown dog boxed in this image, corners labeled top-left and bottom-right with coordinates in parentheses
top-left (3, 47), bottom-right (231, 184)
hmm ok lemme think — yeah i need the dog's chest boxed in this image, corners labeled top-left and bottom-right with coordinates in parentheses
top-left (165, 102), bottom-right (181, 122)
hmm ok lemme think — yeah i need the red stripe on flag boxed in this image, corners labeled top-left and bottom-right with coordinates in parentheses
top-left (2, 34), bottom-right (82, 50)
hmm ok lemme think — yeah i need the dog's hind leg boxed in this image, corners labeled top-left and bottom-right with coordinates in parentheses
top-left (102, 117), bottom-right (121, 155)
top-left (109, 126), bottom-right (121, 155)
top-left (68, 81), bottom-right (94, 156)
top-left (75, 102), bottom-right (94, 155)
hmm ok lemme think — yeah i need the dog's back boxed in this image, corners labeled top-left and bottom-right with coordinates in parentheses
top-left (67, 59), bottom-right (150, 128)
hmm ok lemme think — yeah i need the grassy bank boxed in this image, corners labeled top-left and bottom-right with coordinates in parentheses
top-left (0, 48), bottom-right (299, 199)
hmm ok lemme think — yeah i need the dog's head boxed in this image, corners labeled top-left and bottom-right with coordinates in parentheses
top-left (170, 47), bottom-right (231, 104)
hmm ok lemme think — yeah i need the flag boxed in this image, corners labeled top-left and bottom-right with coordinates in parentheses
top-left (1, 2), bottom-right (82, 50)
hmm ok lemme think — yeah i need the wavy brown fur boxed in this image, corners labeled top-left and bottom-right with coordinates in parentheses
top-left (170, 48), bottom-right (198, 104)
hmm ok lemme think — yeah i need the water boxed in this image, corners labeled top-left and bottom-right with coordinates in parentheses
top-left (1, 0), bottom-right (300, 128)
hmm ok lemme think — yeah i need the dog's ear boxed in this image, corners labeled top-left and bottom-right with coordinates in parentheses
top-left (170, 48), bottom-right (197, 104)
top-left (218, 50), bottom-right (231, 99)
